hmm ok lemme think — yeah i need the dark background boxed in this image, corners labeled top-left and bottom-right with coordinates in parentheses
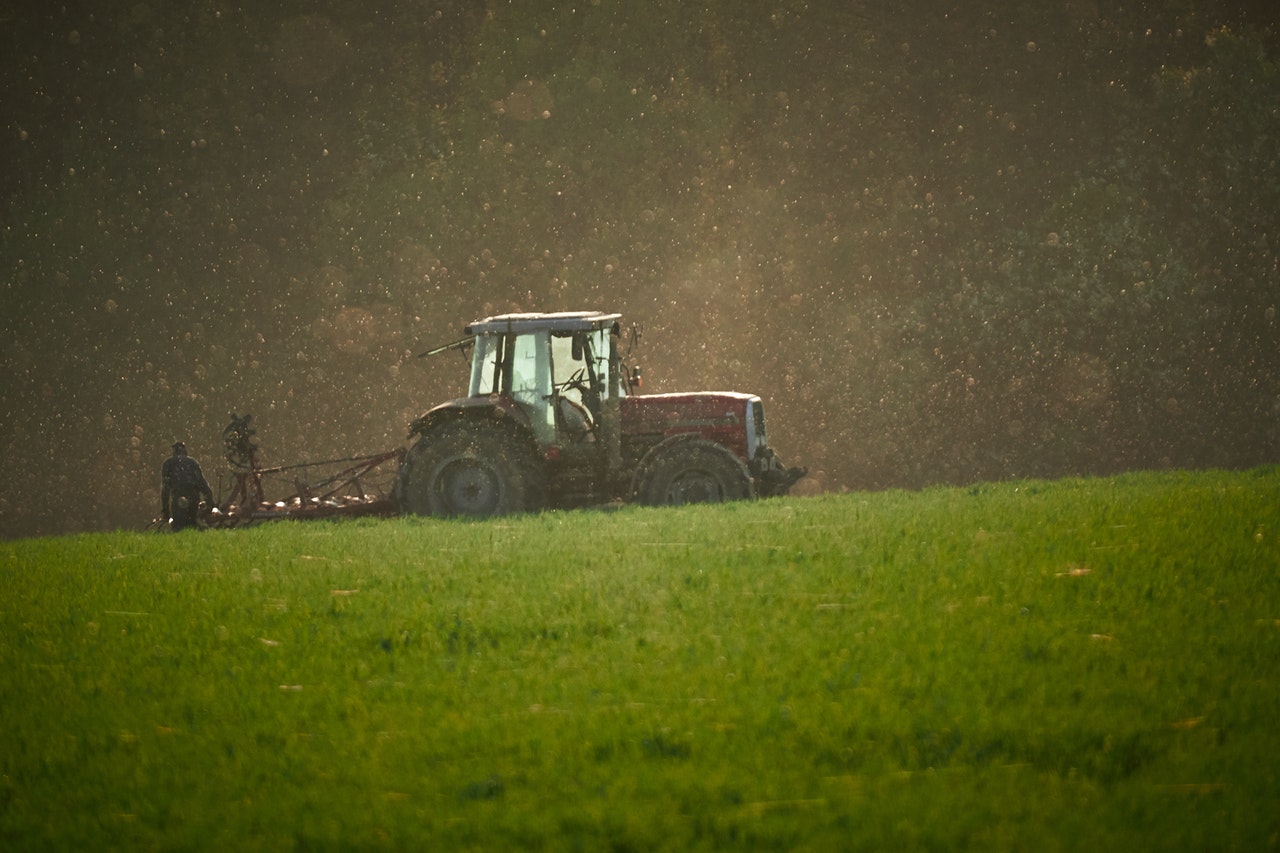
top-left (2, 1), bottom-right (1277, 539)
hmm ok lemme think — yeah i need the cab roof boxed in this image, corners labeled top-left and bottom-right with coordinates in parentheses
top-left (465, 311), bottom-right (622, 335)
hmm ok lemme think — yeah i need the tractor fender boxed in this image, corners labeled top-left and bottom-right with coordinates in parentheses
top-left (407, 396), bottom-right (535, 440)
top-left (630, 432), bottom-right (742, 497)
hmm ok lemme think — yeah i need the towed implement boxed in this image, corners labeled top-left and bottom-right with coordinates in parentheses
top-left (198, 414), bottom-right (403, 528)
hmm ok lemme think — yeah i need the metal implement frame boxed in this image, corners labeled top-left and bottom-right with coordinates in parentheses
top-left (208, 447), bottom-right (405, 528)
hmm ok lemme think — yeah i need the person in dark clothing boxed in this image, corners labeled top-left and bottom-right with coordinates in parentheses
top-left (161, 441), bottom-right (214, 531)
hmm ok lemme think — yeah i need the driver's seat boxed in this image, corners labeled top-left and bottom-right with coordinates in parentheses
top-left (556, 396), bottom-right (595, 441)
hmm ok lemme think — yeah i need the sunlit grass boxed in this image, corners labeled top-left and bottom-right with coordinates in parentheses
top-left (2, 468), bottom-right (1278, 850)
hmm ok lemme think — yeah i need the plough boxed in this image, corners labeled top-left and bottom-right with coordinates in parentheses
top-left (192, 413), bottom-right (403, 529)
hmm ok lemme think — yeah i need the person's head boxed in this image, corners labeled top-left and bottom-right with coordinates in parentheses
top-left (172, 441), bottom-right (188, 456)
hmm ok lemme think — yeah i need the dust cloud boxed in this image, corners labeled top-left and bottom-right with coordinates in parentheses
top-left (2, 3), bottom-right (1277, 538)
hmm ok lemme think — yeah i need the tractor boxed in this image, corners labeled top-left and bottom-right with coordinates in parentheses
top-left (394, 311), bottom-right (804, 516)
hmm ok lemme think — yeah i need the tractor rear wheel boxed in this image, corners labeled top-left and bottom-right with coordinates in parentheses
top-left (633, 438), bottom-right (754, 506)
top-left (397, 419), bottom-right (543, 517)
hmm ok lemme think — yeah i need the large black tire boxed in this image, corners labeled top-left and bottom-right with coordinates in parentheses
top-left (632, 438), bottom-right (755, 506)
top-left (397, 419), bottom-right (543, 517)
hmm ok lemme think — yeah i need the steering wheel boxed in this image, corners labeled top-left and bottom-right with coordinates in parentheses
top-left (556, 367), bottom-right (591, 397)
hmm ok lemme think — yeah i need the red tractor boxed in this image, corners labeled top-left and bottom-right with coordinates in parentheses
top-left (394, 311), bottom-right (804, 516)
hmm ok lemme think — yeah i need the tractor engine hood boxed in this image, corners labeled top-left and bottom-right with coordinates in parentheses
top-left (621, 392), bottom-right (762, 460)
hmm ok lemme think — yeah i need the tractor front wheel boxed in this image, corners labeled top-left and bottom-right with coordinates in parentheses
top-left (397, 420), bottom-right (543, 517)
top-left (632, 438), bottom-right (754, 506)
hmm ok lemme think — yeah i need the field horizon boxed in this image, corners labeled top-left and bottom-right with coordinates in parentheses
top-left (3, 467), bottom-right (1277, 850)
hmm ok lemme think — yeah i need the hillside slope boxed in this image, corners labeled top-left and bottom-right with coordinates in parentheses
top-left (2, 467), bottom-right (1278, 848)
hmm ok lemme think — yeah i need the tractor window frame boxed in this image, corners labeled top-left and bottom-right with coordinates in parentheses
top-left (468, 334), bottom-right (501, 396)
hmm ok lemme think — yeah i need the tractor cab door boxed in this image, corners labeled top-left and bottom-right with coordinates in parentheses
top-left (550, 327), bottom-right (619, 444)
top-left (550, 331), bottom-right (597, 442)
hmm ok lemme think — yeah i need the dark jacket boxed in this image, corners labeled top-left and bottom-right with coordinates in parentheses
top-left (162, 450), bottom-right (213, 519)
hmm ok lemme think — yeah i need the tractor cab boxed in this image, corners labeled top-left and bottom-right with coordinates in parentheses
top-left (463, 312), bottom-right (626, 453)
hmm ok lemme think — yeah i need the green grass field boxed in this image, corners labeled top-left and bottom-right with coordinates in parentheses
top-left (2, 468), bottom-right (1278, 850)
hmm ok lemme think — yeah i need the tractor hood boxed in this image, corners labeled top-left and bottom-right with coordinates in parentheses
top-left (621, 392), bottom-right (763, 461)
